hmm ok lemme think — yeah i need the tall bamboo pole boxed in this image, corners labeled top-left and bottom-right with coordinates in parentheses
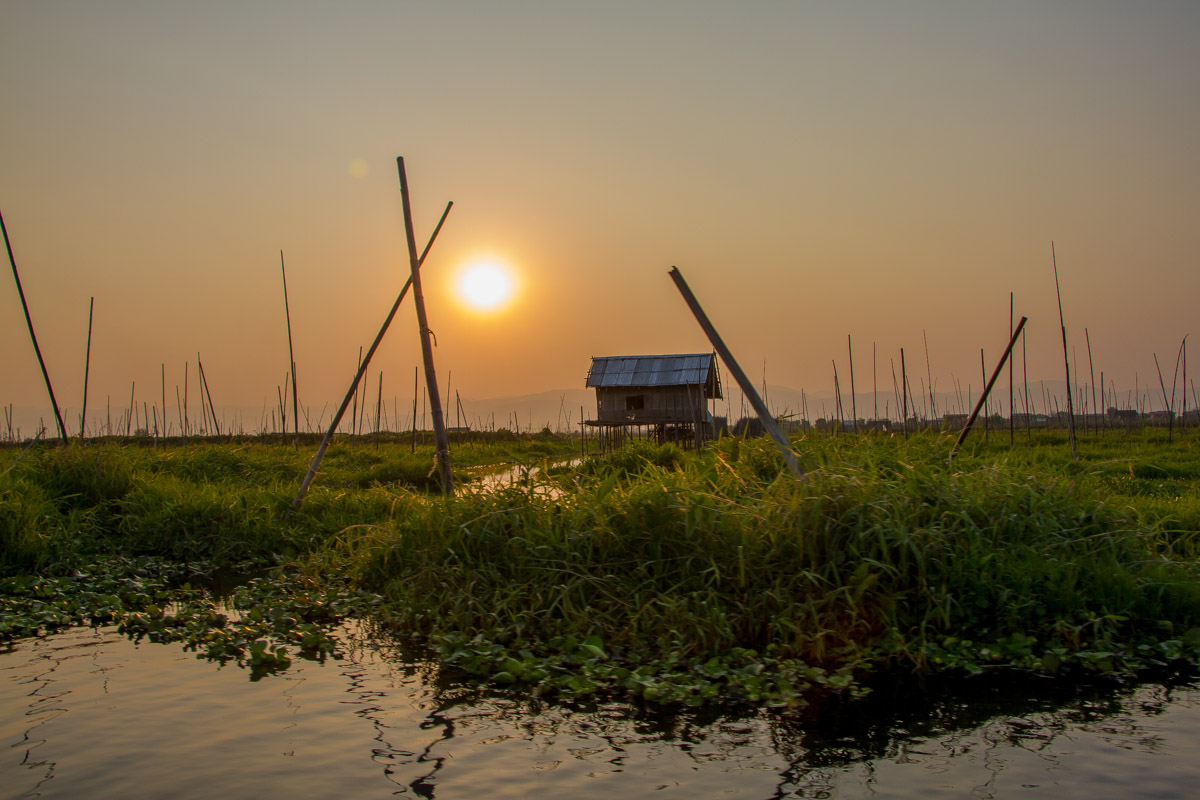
top-left (980, 349), bottom-right (987, 444)
top-left (411, 366), bottom-right (418, 453)
top-left (126, 381), bottom-right (135, 436)
top-left (160, 364), bottom-right (166, 445)
top-left (1009, 294), bottom-right (1015, 445)
top-left (292, 197), bottom-right (453, 508)
top-left (1052, 242), bottom-right (1077, 460)
top-left (1022, 326), bottom-right (1032, 440)
top-left (281, 251), bottom-right (300, 447)
top-left (2, 209), bottom-right (67, 442)
top-left (832, 361), bottom-right (842, 435)
top-left (923, 329), bottom-right (935, 422)
top-left (847, 335), bottom-right (857, 432)
top-left (667, 266), bottom-right (802, 476)
top-left (375, 371), bottom-right (383, 449)
top-left (872, 342), bottom-right (878, 426)
top-left (1153, 352), bottom-right (1173, 442)
top-left (397, 157), bottom-right (453, 496)
top-left (80, 297), bottom-right (94, 443)
top-left (351, 347), bottom-right (362, 436)
top-left (1085, 327), bottom-right (1098, 436)
top-left (198, 354), bottom-right (220, 436)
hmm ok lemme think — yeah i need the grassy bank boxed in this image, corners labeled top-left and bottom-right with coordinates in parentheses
top-left (3, 429), bottom-right (1199, 707)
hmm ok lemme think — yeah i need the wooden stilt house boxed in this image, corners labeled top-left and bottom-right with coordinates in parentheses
top-left (585, 353), bottom-right (722, 449)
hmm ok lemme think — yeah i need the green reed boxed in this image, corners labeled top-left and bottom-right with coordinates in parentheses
top-left (3, 429), bottom-right (1199, 704)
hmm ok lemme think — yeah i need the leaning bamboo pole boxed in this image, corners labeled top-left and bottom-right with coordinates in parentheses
top-left (951, 317), bottom-right (1029, 460)
top-left (198, 354), bottom-right (220, 436)
top-left (2, 209), bottom-right (67, 442)
top-left (292, 198), bottom-right (453, 508)
top-left (847, 335), bottom-right (857, 432)
top-left (397, 156), bottom-right (453, 497)
top-left (667, 266), bottom-right (802, 477)
top-left (1052, 243), bottom-right (1077, 460)
top-left (280, 251), bottom-right (300, 447)
top-left (1153, 352), bottom-right (1173, 442)
top-left (923, 329), bottom-right (936, 423)
top-left (1085, 328), bottom-right (1097, 436)
top-left (1008, 294), bottom-right (1014, 445)
top-left (80, 297), bottom-right (94, 443)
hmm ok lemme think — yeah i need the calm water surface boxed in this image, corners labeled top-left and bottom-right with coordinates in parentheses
top-left (4, 623), bottom-right (1200, 799)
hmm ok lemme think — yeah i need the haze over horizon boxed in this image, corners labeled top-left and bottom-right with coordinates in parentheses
top-left (3, 3), bottom-right (1197, 437)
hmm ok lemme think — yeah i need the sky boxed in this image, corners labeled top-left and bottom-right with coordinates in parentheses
top-left (2, 2), bottom-right (1198, 435)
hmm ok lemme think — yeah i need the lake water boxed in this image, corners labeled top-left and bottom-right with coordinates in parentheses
top-left (4, 623), bottom-right (1200, 799)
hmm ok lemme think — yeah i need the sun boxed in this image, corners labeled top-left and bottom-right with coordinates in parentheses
top-left (456, 260), bottom-right (516, 312)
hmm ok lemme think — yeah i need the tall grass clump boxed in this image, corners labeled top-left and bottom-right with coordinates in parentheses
top-left (349, 435), bottom-right (1200, 686)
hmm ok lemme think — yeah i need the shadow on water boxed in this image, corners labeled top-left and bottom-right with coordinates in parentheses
top-left (4, 618), bottom-right (1200, 799)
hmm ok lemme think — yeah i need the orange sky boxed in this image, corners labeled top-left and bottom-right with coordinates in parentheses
top-left (2, 3), bottom-right (1198, 435)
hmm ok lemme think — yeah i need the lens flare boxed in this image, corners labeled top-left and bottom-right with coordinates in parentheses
top-left (456, 261), bottom-right (515, 312)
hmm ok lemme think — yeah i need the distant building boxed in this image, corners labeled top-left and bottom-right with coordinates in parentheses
top-left (585, 353), bottom-right (722, 449)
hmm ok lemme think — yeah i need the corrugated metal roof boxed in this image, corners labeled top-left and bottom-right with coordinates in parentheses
top-left (585, 353), bottom-right (716, 388)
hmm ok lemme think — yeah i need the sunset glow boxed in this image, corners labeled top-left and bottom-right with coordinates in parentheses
top-left (0, 4), bottom-right (1197, 431)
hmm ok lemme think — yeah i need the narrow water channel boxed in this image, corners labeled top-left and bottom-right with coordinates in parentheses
top-left (3, 623), bottom-right (1200, 799)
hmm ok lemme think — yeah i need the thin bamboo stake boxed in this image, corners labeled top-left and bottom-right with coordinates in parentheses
top-left (832, 361), bottom-right (842, 436)
top-left (126, 381), bottom-right (135, 436)
top-left (292, 198), bottom-right (453, 508)
top-left (1085, 327), bottom-right (1097, 436)
top-left (923, 329), bottom-right (935, 421)
top-left (198, 354), bottom-right (220, 436)
top-left (900, 348), bottom-right (909, 439)
top-left (847, 335), bottom-right (857, 432)
top-left (80, 297), bottom-right (94, 443)
top-left (281, 251), bottom-right (300, 447)
top-left (1052, 242), bottom-right (1077, 460)
top-left (183, 362), bottom-right (189, 437)
top-left (872, 342), bottom-right (878, 426)
top-left (160, 364), bottom-right (166, 446)
top-left (1172, 336), bottom-right (1187, 433)
top-left (981, 349), bottom-right (988, 444)
top-left (276, 384), bottom-right (286, 438)
top-left (951, 317), bottom-right (1028, 460)
top-left (1154, 352), bottom-right (1173, 442)
top-left (667, 266), bottom-right (802, 476)
top-left (1183, 340), bottom-right (1188, 431)
top-left (1022, 325), bottom-right (1032, 441)
top-left (1008, 294), bottom-right (1014, 445)
top-left (890, 359), bottom-right (902, 437)
top-left (411, 366), bottom-right (418, 453)
top-left (351, 347), bottom-right (362, 436)
top-left (2, 209), bottom-right (67, 442)
top-left (374, 370), bottom-right (383, 449)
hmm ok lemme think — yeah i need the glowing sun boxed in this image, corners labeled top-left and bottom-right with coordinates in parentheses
top-left (456, 261), bottom-right (516, 312)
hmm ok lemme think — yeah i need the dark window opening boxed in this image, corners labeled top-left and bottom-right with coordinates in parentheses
top-left (626, 395), bottom-right (645, 411)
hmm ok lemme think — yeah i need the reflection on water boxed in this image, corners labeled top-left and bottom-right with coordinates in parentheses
top-left (3, 623), bottom-right (1200, 798)
top-left (470, 457), bottom-right (583, 498)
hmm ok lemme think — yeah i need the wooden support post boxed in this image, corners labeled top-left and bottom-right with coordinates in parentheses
top-left (667, 266), bottom-right (802, 477)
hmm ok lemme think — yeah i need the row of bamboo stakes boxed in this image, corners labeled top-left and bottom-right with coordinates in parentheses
top-left (4, 177), bottom-right (1194, 496)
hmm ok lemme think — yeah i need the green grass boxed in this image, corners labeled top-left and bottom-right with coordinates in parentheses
top-left (2, 427), bottom-right (1199, 706)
